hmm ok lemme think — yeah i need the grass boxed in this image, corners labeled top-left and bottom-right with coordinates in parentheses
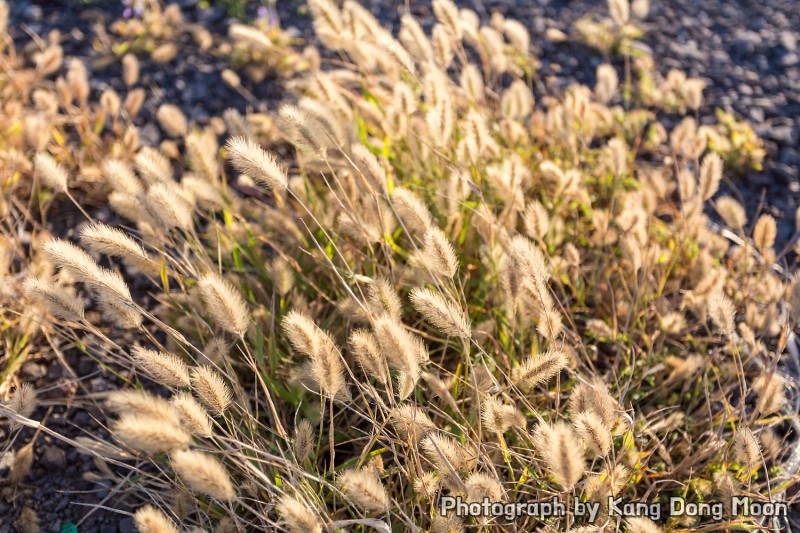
top-left (0, 0), bottom-right (796, 532)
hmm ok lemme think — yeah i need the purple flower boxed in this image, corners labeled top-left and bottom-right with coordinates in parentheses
top-left (122, 0), bottom-right (145, 19)
top-left (256, 5), bottom-right (278, 29)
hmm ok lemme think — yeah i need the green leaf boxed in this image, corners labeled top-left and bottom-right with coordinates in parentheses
top-left (60, 523), bottom-right (79, 533)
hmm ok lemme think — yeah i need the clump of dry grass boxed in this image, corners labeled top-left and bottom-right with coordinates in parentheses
top-left (0, 0), bottom-right (798, 531)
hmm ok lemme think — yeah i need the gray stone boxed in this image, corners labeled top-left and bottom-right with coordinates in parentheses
top-left (732, 30), bottom-right (762, 56)
top-left (768, 125), bottom-right (796, 144)
top-left (770, 162), bottom-right (796, 183)
top-left (780, 31), bottom-right (798, 52)
top-left (23, 4), bottom-right (42, 21)
top-left (781, 53), bottom-right (799, 67)
top-left (748, 107), bottom-right (765, 124)
top-left (40, 445), bottom-right (66, 470)
top-left (21, 361), bottom-right (47, 380)
top-left (119, 517), bottom-right (136, 533)
top-left (779, 148), bottom-right (800, 167)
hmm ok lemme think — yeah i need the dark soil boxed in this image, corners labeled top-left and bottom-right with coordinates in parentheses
top-left (1, 350), bottom-right (137, 533)
top-left (3, 1), bottom-right (799, 532)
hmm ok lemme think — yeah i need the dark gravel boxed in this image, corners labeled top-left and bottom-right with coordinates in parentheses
top-left (2, 350), bottom-right (136, 533)
top-left (4, 0), bottom-right (799, 531)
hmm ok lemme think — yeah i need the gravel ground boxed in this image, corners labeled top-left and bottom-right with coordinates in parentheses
top-left (3, 0), bottom-right (799, 531)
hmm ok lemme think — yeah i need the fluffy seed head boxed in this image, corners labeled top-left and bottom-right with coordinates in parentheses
top-left (198, 272), bottom-right (250, 336)
top-left (283, 310), bottom-right (322, 357)
top-left (277, 104), bottom-right (332, 155)
top-left (276, 494), bottom-right (323, 533)
top-left (337, 468), bottom-right (390, 512)
top-left (568, 379), bottom-right (620, 428)
top-left (708, 290), bottom-right (735, 337)
top-left (533, 422), bottom-right (585, 490)
top-left (752, 373), bottom-right (786, 416)
top-left (122, 53), bottom-right (139, 86)
top-left (421, 228), bottom-right (459, 278)
top-left (66, 58), bottom-right (90, 104)
top-left (432, 24), bottom-right (454, 68)
top-left (267, 256), bottom-right (295, 296)
top-left (594, 64), bottom-right (618, 104)
top-left (715, 196), bottom-right (747, 229)
top-left (125, 88), bottom-right (146, 118)
top-left (609, 0), bottom-right (630, 25)
top-left (135, 147), bottom-right (172, 183)
top-left (502, 18), bottom-right (530, 53)
top-left (632, 0), bottom-right (649, 18)
top-left (105, 390), bottom-right (179, 423)
top-left (10, 443), bottom-right (34, 483)
top-left (7, 383), bottom-right (37, 431)
top-left (460, 64), bottom-right (485, 104)
top-left (699, 152), bottom-right (723, 201)
top-left (182, 175), bottom-right (223, 209)
top-left (431, 513), bottom-right (465, 533)
top-left (391, 187), bottom-right (433, 235)
top-left (112, 414), bottom-right (192, 455)
top-left (171, 392), bottom-right (214, 438)
top-left (733, 427), bottom-right (761, 469)
top-left (171, 449), bottom-right (236, 501)
top-left (523, 201), bottom-right (550, 241)
top-left (349, 329), bottom-right (389, 384)
top-left (390, 404), bottom-right (436, 442)
top-left (80, 224), bottom-right (157, 274)
top-left (102, 159), bottom-right (142, 195)
top-left (753, 214), bottom-right (777, 253)
top-left (156, 104), bottom-right (188, 138)
top-left (308, 0), bottom-right (345, 49)
top-left (283, 310), bottom-right (347, 399)
top-left (399, 14), bottom-right (433, 62)
top-left (509, 235), bottom-right (550, 288)
top-left (145, 183), bottom-right (194, 230)
top-left (293, 419), bottom-right (315, 462)
top-left (432, 0), bottom-right (462, 40)
top-left (512, 349), bottom-right (568, 388)
top-left (223, 108), bottom-right (251, 138)
top-left (303, 343), bottom-right (347, 400)
top-left (96, 287), bottom-right (142, 328)
top-left (191, 366), bottom-right (232, 416)
top-left (34, 152), bottom-right (68, 192)
top-left (501, 79), bottom-right (534, 119)
top-left (16, 506), bottom-right (40, 533)
top-left (366, 277), bottom-right (403, 320)
top-left (414, 472), bottom-right (441, 501)
top-left (376, 33), bottom-right (416, 75)
top-left (350, 143), bottom-right (388, 193)
top-left (409, 287), bottom-right (471, 339)
top-left (23, 277), bottom-right (85, 322)
top-left (132, 346), bottom-right (190, 388)
top-left (134, 505), bottom-right (180, 533)
top-left (41, 239), bottom-right (131, 302)
top-left (229, 23), bottom-right (273, 51)
top-left (573, 412), bottom-right (613, 456)
top-left (626, 518), bottom-right (662, 533)
top-left (151, 42), bottom-right (178, 63)
top-left (465, 472), bottom-right (505, 502)
top-left (421, 432), bottom-right (473, 473)
top-left (481, 396), bottom-right (525, 434)
top-left (374, 316), bottom-right (422, 378)
top-left (226, 136), bottom-right (288, 190)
